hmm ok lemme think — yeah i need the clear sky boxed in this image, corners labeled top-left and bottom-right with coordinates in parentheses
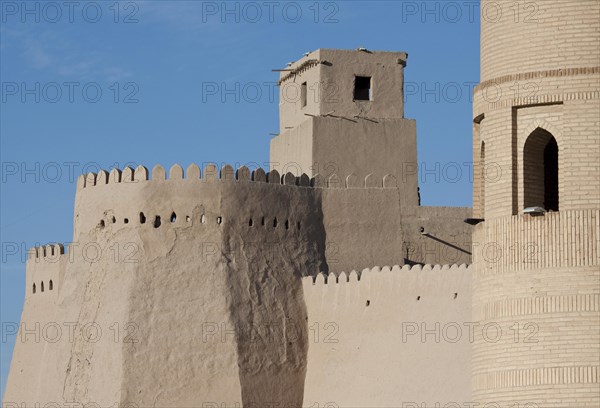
top-left (0, 0), bottom-right (480, 395)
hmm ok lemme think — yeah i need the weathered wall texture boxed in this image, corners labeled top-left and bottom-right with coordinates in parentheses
top-left (4, 163), bottom-right (472, 406)
top-left (302, 264), bottom-right (472, 407)
top-left (402, 206), bottom-right (472, 266)
top-left (4, 47), bottom-right (476, 406)
top-left (5, 165), bottom-right (325, 407)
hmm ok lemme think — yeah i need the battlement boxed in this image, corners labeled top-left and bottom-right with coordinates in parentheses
top-left (76, 163), bottom-right (401, 191)
top-left (26, 243), bottom-right (65, 261)
top-left (307, 263), bottom-right (471, 285)
top-left (25, 243), bottom-right (68, 300)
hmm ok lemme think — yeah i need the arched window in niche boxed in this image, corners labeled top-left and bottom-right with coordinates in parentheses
top-left (523, 128), bottom-right (559, 211)
top-left (49, 280), bottom-right (53, 291)
top-left (32, 283), bottom-right (36, 294)
top-left (41, 281), bottom-right (45, 292)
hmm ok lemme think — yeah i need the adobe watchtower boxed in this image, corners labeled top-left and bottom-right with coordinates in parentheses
top-left (270, 49), bottom-right (419, 207)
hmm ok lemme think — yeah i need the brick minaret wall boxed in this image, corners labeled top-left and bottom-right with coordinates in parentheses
top-left (471, 1), bottom-right (600, 406)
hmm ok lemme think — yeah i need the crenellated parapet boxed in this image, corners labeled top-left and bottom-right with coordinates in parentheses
top-left (307, 263), bottom-right (470, 285)
top-left (72, 162), bottom-right (402, 242)
top-left (302, 262), bottom-right (473, 406)
top-left (25, 243), bottom-right (68, 300)
top-left (76, 163), bottom-right (400, 191)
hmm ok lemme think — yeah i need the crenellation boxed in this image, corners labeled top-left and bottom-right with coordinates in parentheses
top-left (96, 170), bottom-right (109, 185)
top-left (307, 263), bottom-right (471, 285)
top-left (282, 172), bottom-right (295, 185)
top-left (186, 163), bottom-right (201, 179)
top-left (326, 173), bottom-right (341, 188)
top-left (10, 14), bottom-right (598, 403)
top-left (109, 167), bottom-right (121, 183)
top-left (221, 164), bottom-right (235, 181)
top-left (152, 164), bottom-right (166, 180)
top-left (236, 165), bottom-right (251, 181)
top-left (122, 165), bottom-right (134, 182)
top-left (27, 243), bottom-right (65, 261)
top-left (345, 173), bottom-right (359, 188)
top-left (266, 169), bottom-right (279, 184)
top-left (25, 242), bottom-right (67, 302)
top-left (169, 163), bottom-right (184, 179)
top-left (298, 173), bottom-right (310, 187)
top-left (204, 163), bottom-right (218, 180)
top-left (85, 171), bottom-right (96, 186)
top-left (134, 164), bottom-right (149, 181)
top-left (364, 173), bottom-right (380, 188)
top-left (76, 163), bottom-right (416, 195)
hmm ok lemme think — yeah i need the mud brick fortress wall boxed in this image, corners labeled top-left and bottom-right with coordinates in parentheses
top-left (4, 2), bottom-right (600, 406)
top-left (6, 164), bottom-right (472, 407)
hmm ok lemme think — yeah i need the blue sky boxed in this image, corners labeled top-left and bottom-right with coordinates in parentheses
top-left (0, 0), bottom-right (480, 395)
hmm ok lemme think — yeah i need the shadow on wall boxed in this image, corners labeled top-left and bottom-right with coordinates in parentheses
top-left (221, 185), bottom-right (328, 406)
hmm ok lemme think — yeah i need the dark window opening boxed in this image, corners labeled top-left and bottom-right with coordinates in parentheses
top-left (273, 218), bottom-right (278, 228)
top-left (111, 216), bottom-right (116, 224)
top-left (544, 138), bottom-right (559, 211)
top-left (170, 212), bottom-right (177, 223)
top-left (297, 221), bottom-right (301, 230)
top-left (33, 283), bottom-right (36, 294)
top-left (217, 216), bottom-right (222, 225)
top-left (154, 216), bottom-right (161, 228)
top-left (285, 220), bottom-right (289, 230)
top-left (140, 212), bottom-right (146, 224)
top-left (354, 76), bottom-right (371, 101)
top-left (301, 82), bottom-right (307, 108)
top-left (49, 280), bottom-right (53, 291)
top-left (99, 220), bottom-right (105, 228)
top-left (41, 281), bottom-right (44, 292)
top-left (523, 128), bottom-right (559, 211)
top-left (249, 218), bottom-right (253, 227)
top-left (124, 218), bottom-right (129, 224)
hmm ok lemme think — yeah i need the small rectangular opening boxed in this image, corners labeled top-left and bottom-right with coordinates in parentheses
top-left (354, 76), bottom-right (371, 101)
top-left (301, 82), bottom-right (307, 108)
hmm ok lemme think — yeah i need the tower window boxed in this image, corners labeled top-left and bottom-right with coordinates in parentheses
top-left (301, 82), bottom-right (307, 108)
top-left (523, 128), bottom-right (559, 211)
top-left (354, 76), bottom-right (371, 101)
